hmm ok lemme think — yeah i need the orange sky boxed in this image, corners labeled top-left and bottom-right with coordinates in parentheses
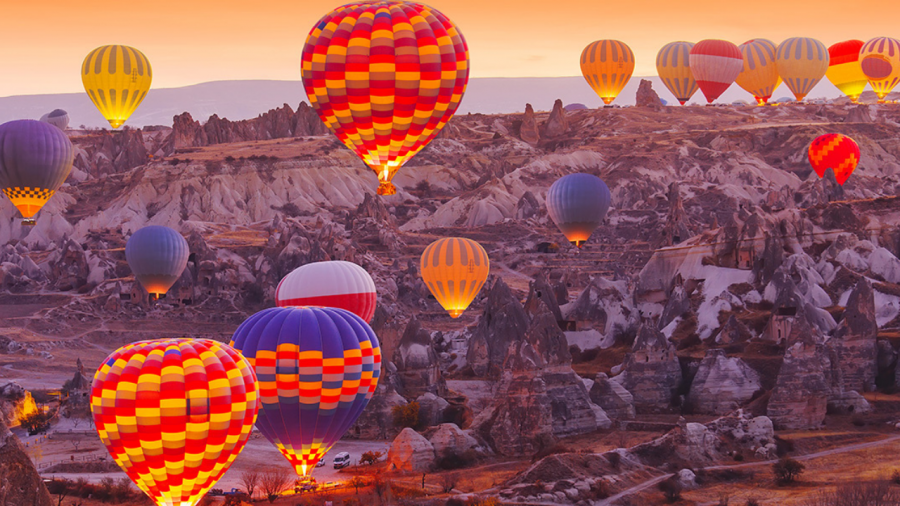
top-left (1, 0), bottom-right (898, 97)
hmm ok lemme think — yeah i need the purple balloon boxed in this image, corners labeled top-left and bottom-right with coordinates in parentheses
top-left (0, 120), bottom-right (74, 219)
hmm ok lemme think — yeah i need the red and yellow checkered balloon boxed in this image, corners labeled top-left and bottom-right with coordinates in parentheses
top-left (808, 133), bottom-right (860, 186)
top-left (90, 339), bottom-right (258, 506)
top-left (301, 1), bottom-right (469, 196)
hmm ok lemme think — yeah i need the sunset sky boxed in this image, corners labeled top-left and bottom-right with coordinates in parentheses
top-left (1, 0), bottom-right (898, 97)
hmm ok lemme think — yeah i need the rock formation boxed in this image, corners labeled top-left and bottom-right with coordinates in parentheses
top-left (845, 104), bottom-right (873, 123)
top-left (660, 182), bottom-right (693, 247)
top-left (392, 317), bottom-right (446, 399)
top-left (466, 279), bottom-right (530, 377)
top-left (0, 417), bottom-right (53, 506)
top-left (829, 278), bottom-right (877, 392)
top-left (686, 349), bottom-right (761, 415)
top-left (617, 323), bottom-right (683, 413)
top-left (543, 99), bottom-right (570, 138)
top-left (589, 373), bottom-right (636, 420)
top-left (519, 104), bottom-right (540, 144)
top-left (388, 428), bottom-right (435, 472)
top-left (635, 79), bottom-right (663, 109)
top-left (429, 423), bottom-right (479, 460)
top-left (767, 321), bottom-right (830, 429)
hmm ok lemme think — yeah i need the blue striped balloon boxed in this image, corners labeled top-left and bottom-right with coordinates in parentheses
top-left (546, 173), bottom-right (611, 248)
top-left (230, 306), bottom-right (382, 476)
top-left (125, 225), bottom-right (189, 296)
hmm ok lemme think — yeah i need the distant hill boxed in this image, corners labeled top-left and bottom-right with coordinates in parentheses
top-left (0, 77), bottom-right (845, 129)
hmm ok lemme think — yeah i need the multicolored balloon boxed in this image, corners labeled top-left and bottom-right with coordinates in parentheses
top-left (276, 261), bottom-right (377, 322)
top-left (581, 40), bottom-right (635, 105)
top-left (0, 120), bottom-right (74, 223)
top-left (689, 40), bottom-right (743, 104)
top-left (859, 37), bottom-right (900, 103)
top-left (736, 39), bottom-right (781, 105)
top-left (301, 1), bottom-right (469, 196)
top-left (420, 237), bottom-right (490, 318)
top-left (230, 306), bottom-right (381, 476)
top-left (826, 40), bottom-right (868, 103)
top-left (82, 45), bottom-right (152, 129)
top-left (125, 226), bottom-right (189, 296)
top-left (776, 37), bottom-right (829, 102)
top-left (40, 109), bottom-right (69, 130)
top-left (656, 42), bottom-right (699, 105)
top-left (547, 173), bottom-right (611, 248)
top-left (91, 339), bottom-right (258, 506)
top-left (808, 133), bottom-right (860, 185)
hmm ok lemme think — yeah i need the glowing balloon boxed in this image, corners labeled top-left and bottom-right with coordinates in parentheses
top-left (91, 339), bottom-right (258, 506)
top-left (276, 260), bottom-right (377, 322)
top-left (656, 42), bottom-right (699, 105)
top-left (82, 45), bottom-right (152, 129)
top-left (736, 39), bottom-right (781, 105)
top-left (421, 237), bottom-right (489, 318)
top-left (581, 40), bottom-right (635, 105)
top-left (859, 37), bottom-right (900, 103)
top-left (547, 173), bottom-right (611, 248)
top-left (826, 40), bottom-right (868, 103)
top-left (40, 109), bottom-right (69, 130)
top-left (230, 306), bottom-right (381, 476)
top-left (689, 40), bottom-right (743, 103)
top-left (776, 37), bottom-right (829, 102)
top-left (301, 2), bottom-right (469, 196)
top-left (808, 133), bottom-right (860, 185)
top-left (0, 120), bottom-right (74, 223)
top-left (125, 226), bottom-right (189, 296)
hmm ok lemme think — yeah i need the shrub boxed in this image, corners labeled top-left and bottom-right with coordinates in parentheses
top-left (360, 450), bottom-right (384, 466)
top-left (20, 411), bottom-right (52, 434)
top-left (892, 469), bottom-right (900, 485)
top-left (658, 476), bottom-right (682, 503)
top-left (733, 452), bottom-right (744, 462)
top-left (531, 442), bottom-right (570, 463)
top-left (746, 499), bottom-right (760, 506)
top-left (773, 457), bottom-right (805, 485)
top-left (607, 451), bottom-right (622, 470)
top-left (392, 401), bottom-right (419, 428)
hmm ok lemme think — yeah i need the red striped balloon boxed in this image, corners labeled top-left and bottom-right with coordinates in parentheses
top-left (689, 40), bottom-right (743, 103)
top-left (275, 261), bottom-right (377, 322)
top-left (808, 133), bottom-right (860, 185)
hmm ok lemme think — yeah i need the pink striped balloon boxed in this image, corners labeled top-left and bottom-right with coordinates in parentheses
top-left (689, 40), bottom-right (744, 103)
top-left (275, 261), bottom-right (377, 322)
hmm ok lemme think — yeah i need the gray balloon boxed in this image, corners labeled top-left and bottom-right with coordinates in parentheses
top-left (125, 226), bottom-right (190, 296)
top-left (40, 109), bottom-right (69, 130)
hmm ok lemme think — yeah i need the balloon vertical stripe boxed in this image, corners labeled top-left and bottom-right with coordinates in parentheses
top-left (581, 40), bottom-right (635, 105)
top-left (420, 237), bottom-right (489, 318)
top-left (776, 37), bottom-right (829, 101)
top-left (82, 45), bottom-right (152, 129)
top-left (736, 39), bottom-right (781, 105)
top-left (656, 42), bottom-right (699, 105)
top-left (860, 37), bottom-right (900, 101)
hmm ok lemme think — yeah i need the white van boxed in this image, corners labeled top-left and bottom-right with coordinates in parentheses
top-left (333, 452), bottom-right (351, 469)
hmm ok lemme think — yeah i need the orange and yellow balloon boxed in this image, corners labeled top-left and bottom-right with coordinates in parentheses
top-left (736, 39), bottom-right (781, 105)
top-left (775, 37), bottom-right (829, 102)
top-left (826, 40), bottom-right (868, 103)
top-left (421, 237), bottom-right (489, 318)
top-left (300, 2), bottom-right (470, 196)
top-left (859, 37), bottom-right (900, 103)
top-left (91, 339), bottom-right (258, 506)
top-left (581, 40), bottom-right (635, 105)
top-left (656, 42), bottom-right (699, 105)
top-left (82, 45), bottom-right (152, 129)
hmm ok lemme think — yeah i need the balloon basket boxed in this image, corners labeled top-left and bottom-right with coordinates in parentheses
top-left (21, 219), bottom-right (36, 227)
top-left (376, 181), bottom-right (397, 196)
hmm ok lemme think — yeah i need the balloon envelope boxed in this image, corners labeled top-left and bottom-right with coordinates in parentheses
top-left (125, 226), bottom-right (189, 296)
top-left (736, 39), bottom-right (781, 105)
top-left (301, 1), bottom-right (469, 196)
top-left (0, 120), bottom-right (74, 219)
top-left (690, 40), bottom-right (743, 103)
top-left (859, 37), bottom-right (900, 102)
top-left (656, 42), bottom-right (699, 105)
top-left (40, 109), bottom-right (69, 130)
top-left (276, 260), bottom-right (377, 322)
top-left (82, 45), bottom-right (152, 129)
top-left (547, 173), bottom-right (611, 247)
top-left (420, 237), bottom-right (490, 318)
top-left (230, 306), bottom-right (382, 476)
top-left (91, 339), bottom-right (258, 506)
top-left (776, 37), bottom-right (829, 102)
top-left (808, 133), bottom-right (860, 185)
top-left (581, 40), bottom-right (635, 105)
top-left (826, 40), bottom-right (868, 103)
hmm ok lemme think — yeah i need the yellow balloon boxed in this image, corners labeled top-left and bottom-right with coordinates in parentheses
top-left (860, 37), bottom-right (900, 103)
top-left (420, 237), bottom-right (490, 318)
top-left (581, 40), bottom-right (635, 105)
top-left (736, 39), bottom-right (782, 105)
top-left (82, 45), bottom-right (152, 129)
top-left (775, 37), bottom-right (829, 102)
top-left (826, 40), bottom-right (869, 103)
top-left (656, 42), bottom-right (699, 105)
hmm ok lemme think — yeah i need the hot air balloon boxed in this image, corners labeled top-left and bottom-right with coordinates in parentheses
top-left (420, 237), bottom-right (489, 318)
top-left (125, 226), bottom-right (189, 297)
top-left (776, 37), bottom-right (829, 102)
top-left (808, 133), bottom-right (860, 185)
top-left (581, 40), bottom-right (635, 105)
top-left (826, 40), bottom-right (868, 103)
top-left (656, 42), bottom-right (699, 105)
top-left (0, 120), bottom-right (74, 225)
top-left (82, 45), bottom-right (152, 129)
top-left (230, 306), bottom-right (381, 477)
top-left (689, 40), bottom-right (743, 104)
top-left (301, 2), bottom-right (469, 196)
top-left (91, 339), bottom-right (258, 506)
top-left (276, 261), bottom-right (377, 322)
top-left (40, 109), bottom-right (69, 130)
top-left (546, 173), bottom-right (611, 248)
top-left (859, 37), bottom-right (900, 103)
top-left (736, 39), bottom-right (781, 105)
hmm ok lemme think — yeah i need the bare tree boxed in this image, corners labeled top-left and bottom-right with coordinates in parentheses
top-left (240, 470), bottom-right (260, 499)
top-left (260, 468), bottom-right (292, 503)
top-left (373, 475), bottom-right (391, 505)
top-left (806, 481), bottom-right (900, 506)
top-left (348, 476), bottom-right (366, 495)
top-left (440, 472), bottom-right (459, 493)
top-left (70, 439), bottom-right (81, 451)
